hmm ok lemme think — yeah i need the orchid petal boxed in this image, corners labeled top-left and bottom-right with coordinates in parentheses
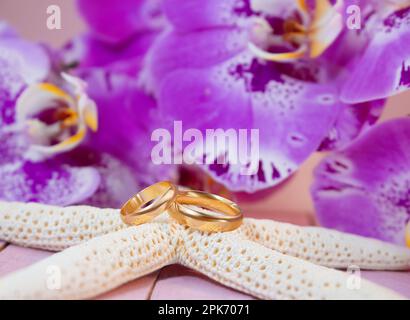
top-left (0, 159), bottom-right (100, 206)
top-left (309, 0), bottom-right (344, 58)
top-left (83, 100), bottom-right (98, 132)
top-left (146, 28), bottom-right (247, 94)
top-left (67, 151), bottom-right (141, 208)
top-left (312, 118), bottom-right (410, 245)
top-left (0, 37), bottom-right (49, 123)
top-left (0, 37), bottom-right (49, 127)
top-left (61, 32), bottom-right (158, 74)
top-left (163, 0), bottom-right (241, 31)
top-left (62, 73), bottom-right (99, 132)
top-left (0, 129), bottom-right (28, 167)
top-left (0, 38), bottom-right (49, 90)
top-left (77, 69), bottom-right (176, 186)
top-left (76, 0), bottom-right (163, 43)
top-left (319, 99), bottom-right (386, 151)
top-left (341, 7), bottom-right (410, 103)
top-left (157, 51), bottom-right (342, 192)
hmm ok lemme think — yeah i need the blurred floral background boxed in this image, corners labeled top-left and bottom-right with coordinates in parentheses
top-left (0, 0), bottom-right (409, 246)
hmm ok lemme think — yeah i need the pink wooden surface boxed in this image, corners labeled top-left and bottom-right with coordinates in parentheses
top-left (151, 265), bottom-right (254, 300)
top-left (1, 212), bottom-right (409, 299)
top-left (0, 245), bottom-right (52, 277)
top-left (362, 271), bottom-right (410, 298)
top-left (96, 272), bottom-right (159, 300)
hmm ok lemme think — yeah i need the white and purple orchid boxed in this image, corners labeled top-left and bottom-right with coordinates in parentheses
top-left (143, 0), bottom-right (409, 192)
top-left (0, 10), bottom-right (173, 207)
top-left (0, 28), bottom-right (100, 206)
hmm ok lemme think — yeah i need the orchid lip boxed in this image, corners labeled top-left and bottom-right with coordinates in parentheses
top-left (248, 42), bottom-right (307, 62)
top-left (247, 0), bottom-right (344, 62)
top-left (15, 72), bottom-right (98, 160)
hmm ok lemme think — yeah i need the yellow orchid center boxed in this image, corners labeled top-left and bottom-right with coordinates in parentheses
top-left (16, 73), bottom-right (98, 160)
top-left (248, 0), bottom-right (344, 62)
top-left (406, 221), bottom-right (410, 248)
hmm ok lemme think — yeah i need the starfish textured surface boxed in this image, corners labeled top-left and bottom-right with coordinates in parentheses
top-left (0, 201), bottom-right (410, 300)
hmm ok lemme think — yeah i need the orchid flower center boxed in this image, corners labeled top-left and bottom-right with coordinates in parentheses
top-left (16, 73), bottom-right (98, 160)
top-left (248, 0), bottom-right (344, 62)
top-left (406, 221), bottom-right (410, 248)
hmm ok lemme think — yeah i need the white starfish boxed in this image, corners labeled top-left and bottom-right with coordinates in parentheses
top-left (0, 201), bottom-right (409, 300)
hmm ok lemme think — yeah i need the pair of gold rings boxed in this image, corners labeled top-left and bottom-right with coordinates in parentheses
top-left (120, 181), bottom-right (243, 232)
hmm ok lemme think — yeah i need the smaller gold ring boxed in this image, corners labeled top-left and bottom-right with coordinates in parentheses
top-left (169, 190), bottom-right (243, 232)
top-left (121, 181), bottom-right (177, 226)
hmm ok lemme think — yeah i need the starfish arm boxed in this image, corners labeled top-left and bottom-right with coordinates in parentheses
top-left (240, 219), bottom-right (410, 270)
top-left (0, 201), bottom-right (125, 251)
top-left (0, 221), bottom-right (176, 299)
top-left (178, 229), bottom-right (403, 300)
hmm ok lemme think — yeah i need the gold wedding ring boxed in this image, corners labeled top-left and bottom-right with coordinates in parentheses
top-left (169, 190), bottom-right (243, 232)
top-left (120, 181), bottom-right (177, 225)
top-left (121, 182), bottom-right (243, 232)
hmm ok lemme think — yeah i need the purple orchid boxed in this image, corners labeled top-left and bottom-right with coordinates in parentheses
top-left (142, 0), bottom-right (400, 192)
top-left (0, 12), bottom-right (174, 207)
top-left (0, 27), bottom-right (101, 206)
top-left (311, 117), bottom-right (410, 246)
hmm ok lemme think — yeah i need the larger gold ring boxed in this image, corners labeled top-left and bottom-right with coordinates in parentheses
top-left (169, 190), bottom-right (243, 232)
top-left (121, 181), bottom-right (177, 226)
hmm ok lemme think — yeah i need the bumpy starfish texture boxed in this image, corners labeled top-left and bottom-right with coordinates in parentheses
top-left (0, 201), bottom-right (410, 300)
